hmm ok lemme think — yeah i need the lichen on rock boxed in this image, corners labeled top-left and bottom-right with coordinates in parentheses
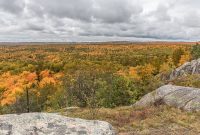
top-left (134, 84), bottom-right (200, 112)
top-left (0, 113), bottom-right (116, 135)
top-left (170, 58), bottom-right (200, 80)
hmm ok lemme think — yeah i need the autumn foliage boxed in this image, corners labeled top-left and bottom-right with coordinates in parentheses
top-left (0, 70), bottom-right (62, 106)
top-left (0, 42), bottom-right (197, 113)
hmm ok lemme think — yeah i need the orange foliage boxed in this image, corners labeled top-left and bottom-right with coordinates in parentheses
top-left (0, 70), bottom-right (63, 106)
top-left (40, 70), bottom-right (51, 78)
top-left (39, 70), bottom-right (63, 88)
top-left (129, 64), bottom-right (155, 80)
top-left (129, 67), bottom-right (140, 80)
top-left (0, 71), bottom-right (37, 106)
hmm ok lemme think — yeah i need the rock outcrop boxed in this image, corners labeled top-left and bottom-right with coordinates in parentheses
top-left (134, 85), bottom-right (200, 112)
top-left (170, 58), bottom-right (200, 80)
top-left (0, 113), bottom-right (115, 135)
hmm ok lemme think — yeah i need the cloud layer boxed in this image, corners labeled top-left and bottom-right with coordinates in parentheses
top-left (0, 0), bottom-right (199, 42)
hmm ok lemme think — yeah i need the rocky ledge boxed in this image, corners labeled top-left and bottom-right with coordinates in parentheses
top-left (134, 84), bottom-right (200, 112)
top-left (0, 113), bottom-right (115, 135)
top-left (170, 58), bottom-right (200, 80)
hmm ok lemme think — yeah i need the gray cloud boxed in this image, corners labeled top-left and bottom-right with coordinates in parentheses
top-left (30, 0), bottom-right (93, 22)
top-left (92, 0), bottom-right (142, 23)
top-left (0, 0), bottom-right (199, 42)
top-left (0, 0), bottom-right (25, 14)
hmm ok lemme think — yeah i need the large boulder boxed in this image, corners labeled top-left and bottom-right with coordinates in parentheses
top-left (170, 58), bottom-right (200, 80)
top-left (0, 113), bottom-right (116, 135)
top-left (134, 85), bottom-right (200, 111)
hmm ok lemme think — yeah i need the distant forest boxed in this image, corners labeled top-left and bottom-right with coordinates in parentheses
top-left (0, 42), bottom-right (199, 114)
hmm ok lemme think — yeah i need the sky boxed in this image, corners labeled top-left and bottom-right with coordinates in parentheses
top-left (0, 0), bottom-right (200, 42)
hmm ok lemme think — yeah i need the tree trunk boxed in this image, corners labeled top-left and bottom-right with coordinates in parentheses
top-left (26, 89), bottom-right (30, 113)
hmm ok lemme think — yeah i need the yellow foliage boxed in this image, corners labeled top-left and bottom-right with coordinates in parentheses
top-left (0, 71), bottom-right (37, 106)
top-left (39, 77), bottom-right (56, 88)
top-left (116, 70), bottom-right (126, 76)
top-left (39, 70), bottom-right (63, 88)
top-left (179, 51), bottom-right (191, 66)
top-left (40, 70), bottom-right (50, 78)
top-left (129, 64), bottom-right (155, 80)
top-left (159, 57), bottom-right (175, 74)
top-left (129, 67), bottom-right (140, 80)
top-left (0, 70), bottom-right (63, 106)
top-left (140, 64), bottom-right (155, 76)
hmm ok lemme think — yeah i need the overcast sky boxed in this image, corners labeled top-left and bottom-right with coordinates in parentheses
top-left (0, 0), bottom-right (199, 42)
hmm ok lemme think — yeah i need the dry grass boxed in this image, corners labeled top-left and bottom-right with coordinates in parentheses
top-left (55, 105), bottom-right (200, 135)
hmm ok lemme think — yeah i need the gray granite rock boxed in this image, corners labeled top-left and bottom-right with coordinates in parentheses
top-left (0, 113), bottom-right (116, 135)
top-left (170, 58), bottom-right (200, 80)
top-left (134, 84), bottom-right (200, 112)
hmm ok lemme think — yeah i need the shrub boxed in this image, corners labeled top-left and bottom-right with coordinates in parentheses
top-left (191, 43), bottom-right (200, 59)
top-left (64, 72), bottom-right (139, 108)
top-left (172, 48), bottom-right (184, 66)
top-left (97, 75), bottom-right (137, 108)
top-left (64, 71), bottom-right (102, 107)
